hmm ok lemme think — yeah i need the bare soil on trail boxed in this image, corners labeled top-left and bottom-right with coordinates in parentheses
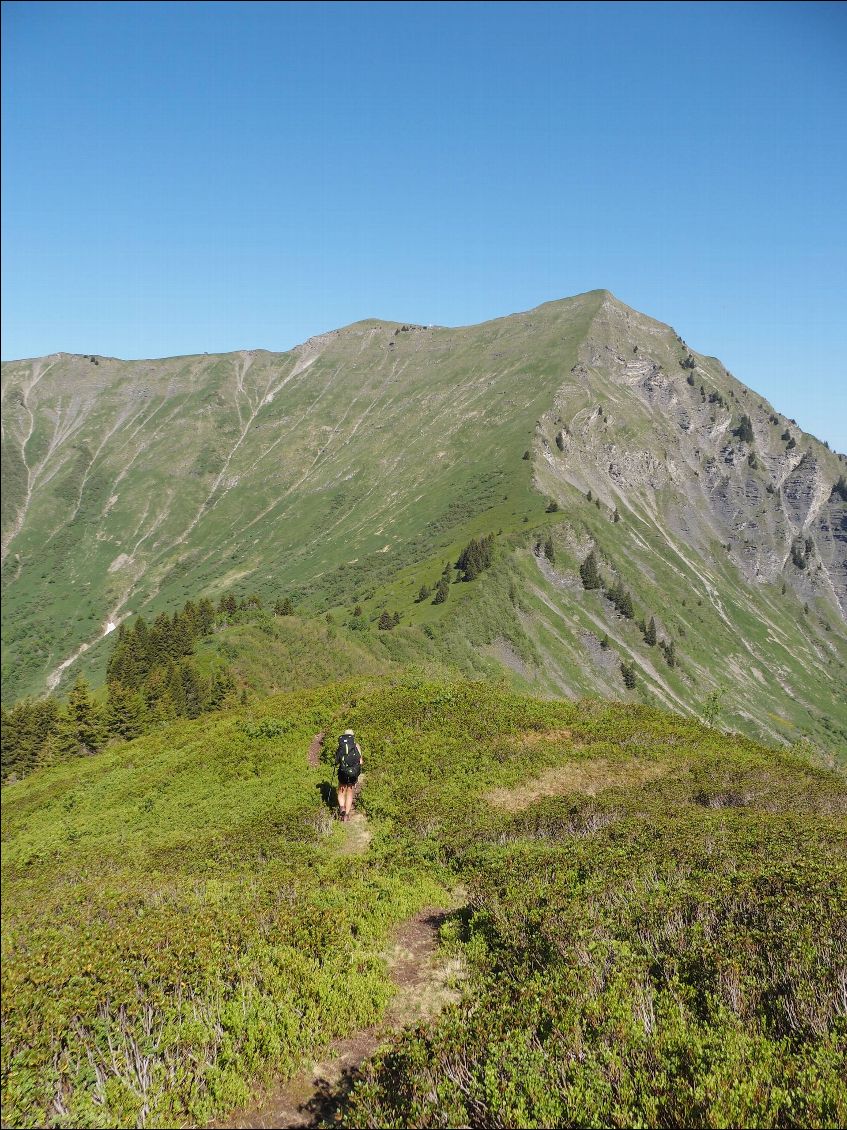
top-left (307, 732), bottom-right (325, 768)
top-left (206, 905), bottom-right (464, 1130)
top-left (337, 808), bottom-right (371, 855)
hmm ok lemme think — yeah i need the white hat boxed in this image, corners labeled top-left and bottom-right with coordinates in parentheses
top-left (343, 728), bottom-right (354, 735)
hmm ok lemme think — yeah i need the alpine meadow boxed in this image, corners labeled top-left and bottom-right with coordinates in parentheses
top-left (2, 291), bottom-right (846, 1129)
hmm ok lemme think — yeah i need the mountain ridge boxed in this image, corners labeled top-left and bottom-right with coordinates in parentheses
top-left (0, 289), bottom-right (613, 365)
top-left (2, 291), bottom-right (845, 752)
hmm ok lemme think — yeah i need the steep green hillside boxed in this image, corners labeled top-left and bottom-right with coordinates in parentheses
top-left (2, 678), bottom-right (845, 1128)
top-left (2, 292), bottom-right (845, 752)
top-left (0, 293), bottom-right (600, 699)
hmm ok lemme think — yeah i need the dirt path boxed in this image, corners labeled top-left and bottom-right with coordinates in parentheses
top-left (207, 903), bottom-right (463, 1129)
top-left (307, 731), bottom-right (325, 767)
top-left (202, 736), bottom-right (460, 1127)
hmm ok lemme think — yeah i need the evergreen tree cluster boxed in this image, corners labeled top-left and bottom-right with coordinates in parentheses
top-left (2, 594), bottom-right (245, 783)
top-left (579, 554), bottom-right (674, 664)
top-left (790, 536), bottom-right (815, 570)
top-left (1, 676), bottom-right (110, 781)
top-left (734, 414), bottom-right (754, 444)
top-left (831, 476), bottom-right (847, 502)
top-left (620, 661), bottom-right (637, 689)
top-left (708, 389), bottom-right (729, 410)
top-left (579, 551), bottom-right (602, 590)
top-left (659, 638), bottom-right (677, 667)
top-left (105, 599), bottom-right (237, 730)
top-left (456, 534), bottom-right (495, 581)
top-left (1, 698), bottom-right (60, 780)
top-left (432, 576), bottom-right (451, 605)
top-left (605, 579), bottom-right (635, 620)
top-left (378, 610), bottom-right (401, 630)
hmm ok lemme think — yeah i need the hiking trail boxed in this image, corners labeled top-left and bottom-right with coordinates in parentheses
top-left (206, 903), bottom-right (465, 1129)
top-left (208, 885), bottom-right (467, 1125)
top-left (201, 736), bottom-right (464, 1128)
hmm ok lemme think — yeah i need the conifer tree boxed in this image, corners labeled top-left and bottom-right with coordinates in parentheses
top-left (620, 589), bottom-right (635, 620)
top-left (170, 611), bottom-right (194, 657)
top-left (146, 672), bottom-right (178, 725)
top-left (149, 612), bottom-right (174, 666)
top-left (106, 682), bottom-right (147, 741)
top-left (735, 414), bottom-right (754, 443)
top-left (208, 666), bottom-right (237, 710)
top-left (56, 677), bottom-right (105, 757)
top-left (432, 576), bottom-right (450, 604)
top-left (182, 599), bottom-right (199, 635)
top-left (274, 597), bottom-right (294, 616)
top-left (621, 662), bottom-right (636, 689)
top-left (580, 551), bottom-right (601, 590)
top-left (644, 616), bottom-right (657, 646)
top-left (180, 660), bottom-right (204, 718)
top-left (197, 598), bottom-right (215, 635)
top-left (378, 610), bottom-right (393, 630)
top-left (165, 661), bottom-right (187, 716)
top-left (544, 537), bottom-right (555, 562)
top-left (417, 584), bottom-right (431, 603)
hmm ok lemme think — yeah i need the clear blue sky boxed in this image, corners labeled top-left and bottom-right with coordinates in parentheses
top-left (3, 1), bottom-right (846, 450)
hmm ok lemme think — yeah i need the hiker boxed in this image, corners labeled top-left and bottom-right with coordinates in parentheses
top-left (335, 729), bottom-right (363, 822)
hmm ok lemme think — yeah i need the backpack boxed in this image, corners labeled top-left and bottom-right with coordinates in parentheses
top-left (336, 734), bottom-right (361, 775)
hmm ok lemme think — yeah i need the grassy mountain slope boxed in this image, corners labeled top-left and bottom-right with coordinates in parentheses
top-left (3, 677), bottom-right (845, 1128)
top-left (1, 292), bottom-right (601, 701)
top-left (2, 291), bottom-right (845, 752)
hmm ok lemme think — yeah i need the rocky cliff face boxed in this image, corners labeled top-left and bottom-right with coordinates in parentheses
top-left (538, 294), bottom-right (845, 610)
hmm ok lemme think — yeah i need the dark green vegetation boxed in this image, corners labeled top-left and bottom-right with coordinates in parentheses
top-left (3, 292), bottom-right (846, 753)
top-left (2, 595), bottom-right (248, 781)
top-left (2, 678), bottom-right (845, 1128)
